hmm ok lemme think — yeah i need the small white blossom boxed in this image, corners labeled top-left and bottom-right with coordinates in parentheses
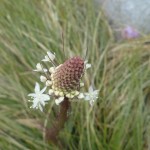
top-left (74, 91), bottom-right (79, 96)
top-left (59, 92), bottom-right (64, 97)
top-left (48, 89), bottom-right (54, 95)
top-left (49, 67), bottom-right (55, 73)
top-left (78, 93), bottom-right (85, 99)
top-left (46, 80), bottom-right (52, 86)
top-left (28, 82), bottom-right (50, 111)
top-left (80, 82), bottom-right (84, 87)
top-left (84, 60), bottom-right (91, 70)
top-left (47, 51), bottom-right (55, 61)
top-left (55, 97), bottom-right (64, 105)
top-left (40, 76), bottom-right (47, 82)
top-left (54, 91), bottom-right (59, 96)
top-left (42, 55), bottom-right (50, 62)
top-left (34, 63), bottom-right (42, 71)
top-left (42, 51), bottom-right (55, 62)
top-left (66, 93), bottom-right (74, 98)
top-left (34, 63), bottom-right (47, 72)
top-left (86, 63), bottom-right (91, 69)
top-left (84, 86), bottom-right (99, 106)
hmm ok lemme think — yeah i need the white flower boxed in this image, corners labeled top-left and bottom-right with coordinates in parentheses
top-left (49, 67), bottom-right (55, 73)
top-left (47, 51), bottom-right (55, 61)
top-left (42, 51), bottom-right (55, 62)
top-left (28, 82), bottom-right (50, 111)
top-left (54, 91), bottom-right (59, 96)
top-left (84, 60), bottom-right (91, 70)
top-left (48, 89), bottom-right (54, 95)
top-left (74, 91), bottom-right (80, 96)
top-left (34, 63), bottom-right (47, 72)
top-left (55, 97), bottom-right (64, 105)
top-left (34, 63), bottom-right (42, 71)
top-left (40, 75), bottom-right (47, 82)
top-left (84, 86), bottom-right (99, 106)
top-left (80, 82), bottom-right (84, 87)
top-left (46, 80), bottom-right (52, 86)
top-left (42, 55), bottom-right (50, 62)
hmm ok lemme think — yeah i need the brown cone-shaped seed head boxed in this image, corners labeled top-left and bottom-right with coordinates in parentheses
top-left (51, 57), bottom-right (84, 95)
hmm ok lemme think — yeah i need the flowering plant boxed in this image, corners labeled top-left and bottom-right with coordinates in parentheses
top-left (28, 51), bottom-right (99, 144)
top-left (28, 51), bottom-right (99, 111)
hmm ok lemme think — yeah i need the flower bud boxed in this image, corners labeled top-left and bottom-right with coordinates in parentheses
top-left (46, 80), bottom-right (52, 86)
top-left (49, 67), bottom-right (55, 73)
top-left (48, 89), bottom-right (54, 95)
top-left (40, 76), bottom-right (47, 82)
top-left (55, 97), bottom-right (64, 105)
top-left (80, 82), bottom-right (84, 87)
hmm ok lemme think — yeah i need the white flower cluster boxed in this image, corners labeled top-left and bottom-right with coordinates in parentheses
top-left (28, 51), bottom-right (99, 111)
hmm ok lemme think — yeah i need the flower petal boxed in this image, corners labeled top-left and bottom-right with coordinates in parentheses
top-left (47, 51), bottom-right (55, 61)
top-left (41, 94), bottom-right (50, 101)
top-left (55, 97), bottom-right (64, 105)
top-left (32, 98), bottom-right (39, 108)
top-left (84, 94), bottom-right (91, 101)
top-left (40, 100), bottom-right (46, 106)
top-left (42, 56), bottom-right (50, 62)
top-left (28, 93), bottom-right (36, 97)
top-left (84, 60), bottom-right (91, 70)
top-left (43, 69), bottom-right (48, 72)
top-left (93, 90), bottom-right (99, 95)
top-left (89, 86), bottom-right (94, 93)
top-left (36, 63), bottom-right (43, 71)
top-left (89, 100), bottom-right (95, 106)
top-left (38, 104), bottom-right (43, 112)
top-left (86, 63), bottom-right (91, 69)
top-left (35, 82), bottom-right (40, 93)
top-left (40, 86), bottom-right (47, 94)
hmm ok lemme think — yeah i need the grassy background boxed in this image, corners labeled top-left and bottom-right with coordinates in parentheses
top-left (0, 0), bottom-right (150, 149)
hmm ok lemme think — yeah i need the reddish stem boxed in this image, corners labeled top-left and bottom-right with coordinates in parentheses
top-left (46, 97), bottom-right (70, 145)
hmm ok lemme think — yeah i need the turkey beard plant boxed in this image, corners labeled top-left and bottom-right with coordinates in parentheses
top-left (28, 51), bottom-right (99, 144)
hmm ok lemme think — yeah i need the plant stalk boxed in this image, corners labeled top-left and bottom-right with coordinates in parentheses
top-left (46, 97), bottom-right (70, 145)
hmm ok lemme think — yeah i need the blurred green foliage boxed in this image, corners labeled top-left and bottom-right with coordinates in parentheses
top-left (0, 0), bottom-right (150, 150)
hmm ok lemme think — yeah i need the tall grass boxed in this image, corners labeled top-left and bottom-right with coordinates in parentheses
top-left (0, 0), bottom-right (150, 149)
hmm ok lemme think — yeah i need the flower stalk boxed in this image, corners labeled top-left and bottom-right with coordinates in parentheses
top-left (46, 97), bottom-right (70, 145)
